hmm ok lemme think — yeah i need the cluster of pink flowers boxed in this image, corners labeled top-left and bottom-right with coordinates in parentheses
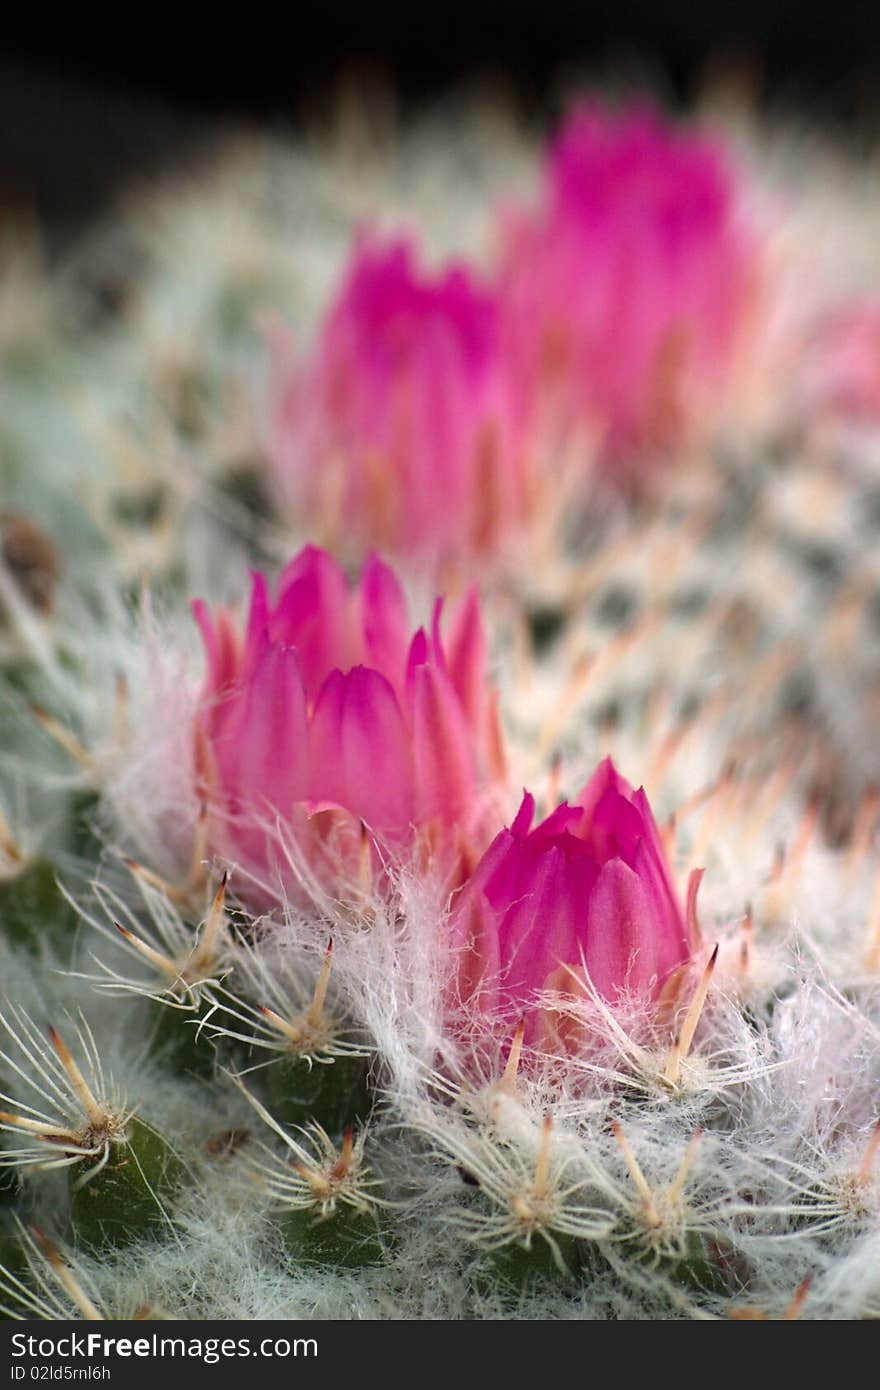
top-left (269, 237), bottom-right (530, 570)
top-left (267, 103), bottom-right (759, 567)
top-left (193, 98), bottom-right (738, 1053)
top-left (448, 758), bottom-right (691, 1046)
top-left (193, 546), bottom-right (690, 1044)
top-left (193, 545), bottom-right (502, 891)
top-left (497, 103), bottom-right (757, 473)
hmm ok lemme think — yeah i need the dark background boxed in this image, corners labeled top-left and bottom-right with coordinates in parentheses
top-left (2, 4), bottom-right (879, 233)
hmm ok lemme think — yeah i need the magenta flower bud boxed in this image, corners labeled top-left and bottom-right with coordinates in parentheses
top-left (449, 758), bottom-right (690, 1044)
top-left (497, 103), bottom-right (758, 477)
top-left (268, 235), bottom-right (530, 570)
top-left (193, 546), bottom-right (502, 894)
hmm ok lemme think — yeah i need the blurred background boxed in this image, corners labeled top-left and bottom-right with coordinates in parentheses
top-left (2, 4), bottom-right (880, 238)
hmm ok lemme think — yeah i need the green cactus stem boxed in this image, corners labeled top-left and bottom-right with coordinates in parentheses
top-left (69, 1114), bottom-right (184, 1253)
top-left (264, 1050), bottom-right (372, 1142)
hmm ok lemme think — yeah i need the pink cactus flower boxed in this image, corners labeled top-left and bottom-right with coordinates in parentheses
top-left (801, 298), bottom-right (880, 426)
top-left (193, 545), bottom-right (504, 895)
top-left (497, 103), bottom-right (758, 478)
top-left (268, 235), bottom-right (530, 570)
top-left (448, 757), bottom-right (692, 1046)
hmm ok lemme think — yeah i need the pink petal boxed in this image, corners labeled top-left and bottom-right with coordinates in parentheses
top-left (404, 627), bottom-right (430, 713)
top-left (449, 890), bottom-right (503, 1013)
top-left (272, 546), bottom-right (355, 699)
top-left (630, 836), bottom-right (689, 983)
top-left (240, 570), bottom-right (271, 680)
top-left (358, 553), bottom-right (410, 697)
top-left (429, 598), bottom-right (449, 672)
top-left (584, 858), bottom-right (657, 1001)
top-left (572, 757), bottom-right (645, 863)
top-left (574, 756), bottom-right (632, 813)
top-left (192, 599), bottom-right (241, 696)
top-left (498, 844), bottom-right (588, 1005)
top-left (527, 800), bottom-right (585, 848)
top-left (443, 586), bottom-right (486, 731)
top-left (411, 663), bottom-right (477, 828)
top-left (308, 666), bottom-right (414, 840)
top-left (511, 791), bottom-right (536, 839)
top-left (210, 642), bottom-right (310, 824)
top-left (459, 823), bottom-right (526, 917)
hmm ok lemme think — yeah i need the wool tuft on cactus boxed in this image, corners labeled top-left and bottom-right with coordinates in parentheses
top-left (2, 75), bottom-right (880, 1327)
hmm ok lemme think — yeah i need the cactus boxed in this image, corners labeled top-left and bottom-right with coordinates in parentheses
top-left (2, 86), bottom-right (880, 1323)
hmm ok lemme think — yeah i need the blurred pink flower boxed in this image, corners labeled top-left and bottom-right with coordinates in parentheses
top-left (498, 103), bottom-right (758, 477)
top-left (801, 298), bottom-right (880, 426)
top-left (268, 235), bottom-right (531, 570)
top-left (193, 545), bottom-right (504, 894)
top-left (448, 757), bottom-right (691, 1045)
